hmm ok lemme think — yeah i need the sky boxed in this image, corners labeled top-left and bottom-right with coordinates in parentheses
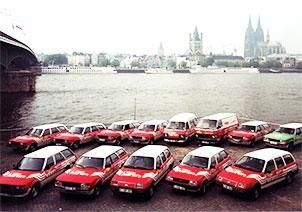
top-left (1, 0), bottom-right (302, 56)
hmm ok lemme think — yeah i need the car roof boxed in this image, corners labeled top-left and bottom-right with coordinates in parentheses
top-left (188, 146), bottom-right (224, 158)
top-left (131, 145), bottom-right (169, 158)
top-left (169, 113), bottom-right (197, 122)
top-left (112, 120), bottom-right (139, 125)
top-left (201, 113), bottom-right (236, 121)
top-left (82, 145), bottom-right (123, 158)
top-left (244, 148), bottom-right (291, 161)
top-left (141, 120), bottom-right (167, 125)
top-left (280, 123), bottom-right (302, 129)
top-left (72, 122), bottom-right (104, 128)
top-left (33, 123), bottom-right (66, 130)
top-left (25, 146), bottom-right (69, 159)
top-left (242, 120), bottom-right (268, 126)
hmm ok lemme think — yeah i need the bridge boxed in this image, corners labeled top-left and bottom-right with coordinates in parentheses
top-left (0, 31), bottom-right (41, 92)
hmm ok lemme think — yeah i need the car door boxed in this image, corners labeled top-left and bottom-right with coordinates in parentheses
top-left (295, 128), bottom-right (302, 144)
top-left (82, 127), bottom-right (92, 143)
top-left (274, 157), bottom-right (287, 181)
top-left (53, 152), bottom-right (67, 176)
top-left (209, 156), bottom-right (218, 178)
top-left (41, 129), bottom-right (52, 146)
top-left (263, 159), bottom-right (277, 187)
top-left (41, 156), bottom-right (56, 185)
top-left (255, 126), bottom-right (264, 141)
top-left (103, 156), bottom-right (114, 182)
top-left (153, 125), bottom-right (161, 140)
top-left (154, 156), bottom-right (164, 184)
top-left (110, 153), bottom-right (121, 175)
top-left (50, 127), bottom-right (60, 143)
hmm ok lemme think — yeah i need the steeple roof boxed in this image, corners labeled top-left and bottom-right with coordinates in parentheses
top-left (193, 25), bottom-right (200, 41)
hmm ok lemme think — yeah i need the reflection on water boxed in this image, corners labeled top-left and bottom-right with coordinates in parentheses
top-left (1, 74), bottom-right (302, 135)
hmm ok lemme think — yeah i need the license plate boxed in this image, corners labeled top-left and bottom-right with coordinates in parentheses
top-left (56, 143), bottom-right (62, 146)
top-left (65, 186), bottom-right (76, 191)
top-left (223, 184), bottom-right (233, 191)
top-left (119, 188), bottom-right (132, 193)
top-left (202, 141), bottom-right (209, 144)
top-left (173, 185), bottom-right (185, 191)
top-left (270, 141), bottom-right (277, 145)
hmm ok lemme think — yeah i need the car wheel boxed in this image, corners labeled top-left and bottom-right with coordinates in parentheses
top-left (288, 142), bottom-right (294, 151)
top-left (73, 141), bottom-right (80, 149)
top-left (28, 144), bottom-right (37, 152)
top-left (146, 186), bottom-right (154, 199)
top-left (200, 183), bottom-right (207, 195)
top-left (149, 138), bottom-right (154, 145)
top-left (285, 173), bottom-right (294, 185)
top-left (92, 184), bottom-right (102, 198)
top-left (251, 186), bottom-right (260, 200)
top-left (29, 184), bottom-right (40, 199)
top-left (115, 138), bottom-right (121, 146)
top-left (250, 139), bottom-right (256, 147)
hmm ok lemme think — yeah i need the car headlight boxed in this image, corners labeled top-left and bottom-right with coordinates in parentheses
top-left (80, 183), bottom-right (90, 190)
top-left (111, 181), bottom-right (118, 186)
top-left (237, 183), bottom-right (245, 189)
top-left (166, 176), bottom-right (173, 181)
top-left (180, 134), bottom-right (185, 139)
top-left (264, 138), bottom-right (269, 142)
top-left (15, 186), bottom-right (26, 190)
top-left (8, 142), bottom-right (12, 145)
top-left (280, 141), bottom-right (288, 144)
top-left (165, 133), bottom-right (168, 137)
top-left (243, 137), bottom-right (249, 140)
top-left (136, 183), bottom-right (144, 189)
top-left (217, 176), bottom-right (223, 181)
top-left (20, 143), bottom-right (24, 146)
top-left (212, 135), bottom-right (216, 138)
top-left (55, 181), bottom-right (63, 187)
top-left (189, 180), bottom-right (197, 186)
top-left (228, 135), bottom-right (232, 138)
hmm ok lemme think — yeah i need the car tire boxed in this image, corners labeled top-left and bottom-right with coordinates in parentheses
top-left (200, 182), bottom-right (207, 195)
top-left (250, 186), bottom-right (260, 200)
top-left (149, 138), bottom-right (154, 145)
top-left (288, 142), bottom-right (294, 151)
top-left (29, 183), bottom-right (40, 199)
top-left (92, 184), bottom-right (102, 198)
top-left (146, 186), bottom-right (154, 199)
top-left (250, 139), bottom-right (256, 147)
top-left (285, 173), bottom-right (294, 185)
top-left (28, 143), bottom-right (37, 152)
top-left (115, 138), bottom-right (121, 146)
top-left (73, 141), bottom-right (80, 149)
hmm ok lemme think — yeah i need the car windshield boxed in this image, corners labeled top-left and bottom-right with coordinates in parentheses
top-left (124, 156), bottom-right (154, 170)
top-left (182, 155), bottom-right (209, 169)
top-left (235, 156), bottom-right (265, 172)
top-left (276, 127), bottom-right (295, 134)
top-left (75, 156), bottom-right (104, 169)
top-left (138, 124), bottom-right (155, 131)
top-left (69, 127), bottom-right (84, 134)
top-left (239, 125), bottom-right (256, 132)
top-left (26, 128), bottom-right (43, 136)
top-left (109, 124), bottom-right (124, 130)
top-left (15, 157), bottom-right (45, 171)
top-left (197, 119), bottom-right (217, 129)
top-left (166, 121), bottom-right (185, 130)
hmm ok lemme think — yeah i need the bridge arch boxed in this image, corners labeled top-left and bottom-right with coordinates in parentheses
top-left (7, 56), bottom-right (31, 71)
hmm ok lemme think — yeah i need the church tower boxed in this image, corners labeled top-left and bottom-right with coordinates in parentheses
top-left (244, 16), bottom-right (255, 58)
top-left (255, 16), bottom-right (264, 43)
top-left (189, 26), bottom-right (203, 56)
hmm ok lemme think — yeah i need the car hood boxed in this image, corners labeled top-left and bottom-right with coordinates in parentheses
top-left (265, 132), bottom-right (294, 141)
top-left (54, 133), bottom-right (82, 140)
top-left (168, 164), bottom-right (209, 181)
top-left (10, 135), bottom-right (41, 143)
top-left (195, 128), bottom-right (216, 134)
top-left (228, 130), bottom-right (255, 138)
top-left (131, 130), bottom-right (155, 137)
top-left (97, 130), bottom-right (122, 137)
top-left (56, 167), bottom-right (105, 184)
top-left (217, 166), bottom-right (259, 188)
top-left (112, 168), bottom-right (157, 186)
top-left (0, 170), bottom-right (40, 186)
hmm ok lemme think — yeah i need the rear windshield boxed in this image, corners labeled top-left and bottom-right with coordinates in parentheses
top-left (182, 155), bottom-right (209, 169)
top-left (15, 157), bottom-right (45, 171)
top-left (166, 121), bottom-right (186, 130)
top-left (138, 124), bottom-right (155, 131)
top-left (239, 125), bottom-right (256, 132)
top-left (109, 124), bottom-right (124, 130)
top-left (75, 156), bottom-right (104, 169)
top-left (277, 127), bottom-right (295, 134)
top-left (124, 156), bottom-right (154, 170)
top-left (197, 119), bottom-right (217, 129)
top-left (235, 156), bottom-right (265, 172)
top-left (69, 127), bottom-right (84, 134)
top-left (26, 128), bottom-right (43, 136)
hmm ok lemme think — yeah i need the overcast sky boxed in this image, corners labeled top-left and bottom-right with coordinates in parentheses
top-left (2, 0), bottom-right (302, 56)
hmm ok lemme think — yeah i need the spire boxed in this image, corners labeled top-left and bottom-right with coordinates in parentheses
top-left (255, 16), bottom-right (264, 43)
top-left (266, 29), bottom-right (270, 43)
top-left (256, 16), bottom-right (262, 31)
top-left (247, 15), bottom-right (253, 30)
top-left (193, 25), bottom-right (200, 41)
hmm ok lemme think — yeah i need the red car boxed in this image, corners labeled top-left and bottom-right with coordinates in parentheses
top-left (129, 120), bottom-right (167, 145)
top-left (166, 146), bottom-right (232, 194)
top-left (8, 123), bottom-right (68, 152)
top-left (55, 145), bottom-right (128, 197)
top-left (96, 120), bottom-right (139, 145)
top-left (0, 146), bottom-right (76, 198)
top-left (54, 122), bottom-right (106, 149)
top-left (216, 148), bottom-right (298, 200)
top-left (164, 113), bottom-right (198, 144)
top-left (195, 113), bottom-right (239, 145)
top-left (110, 145), bottom-right (174, 199)
top-left (227, 121), bottom-right (273, 146)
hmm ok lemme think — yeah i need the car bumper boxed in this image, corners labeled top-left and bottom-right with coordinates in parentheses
top-left (111, 186), bottom-right (149, 195)
top-left (130, 139), bottom-right (150, 145)
top-left (228, 138), bottom-right (252, 145)
top-left (166, 180), bottom-right (201, 192)
top-left (55, 186), bottom-right (94, 195)
top-left (0, 188), bottom-right (31, 198)
top-left (164, 138), bottom-right (187, 143)
top-left (264, 141), bottom-right (289, 149)
top-left (7, 142), bottom-right (29, 150)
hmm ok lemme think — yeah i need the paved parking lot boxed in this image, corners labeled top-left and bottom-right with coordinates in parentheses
top-left (0, 140), bottom-right (301, 211)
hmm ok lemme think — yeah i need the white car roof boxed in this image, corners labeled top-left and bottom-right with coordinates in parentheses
top-left (141, 120), bottom-right (167, 125)
top-left (188, 146), bottom-right (224, 158)
top-left (33, 123), bottom-right (66, 130)
top-left (202, 113), bottom-right (236, 121)
top-left (280, 123), bottom-right (302, 129)
top-left (242, 120), bottom-right (268, 127)
top-left (244, 148), bottom-right (292, 162)
top-left (112, 120), bottom-right (139, 125)
top-left (82, 145), bottom-right (123, 159)
top-left (72, 122), bottom-right (104, 128)
top-left (169, 113), bottom-right (197, 122)
top-left (25, 146), bottom-right (70, 159)
top-left (131, 145), bottom-right (169, 158)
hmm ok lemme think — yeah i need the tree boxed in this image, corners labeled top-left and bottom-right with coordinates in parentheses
top-left (180, 61), bottom-right (187, 69)
top-left (43, 54), bottom-right (68, 66)
top-left (166, 59), bottom-right (176, 69)
top-left (130, 60), bottom-right (139, 68)
top-left (259, 60), bottom-right (282, 68)
top-left (99, 58), bottom-right (110, 67)
top-left (111, 59), bottom-right (120, 68)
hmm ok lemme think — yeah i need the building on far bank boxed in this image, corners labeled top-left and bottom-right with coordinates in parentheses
top-left (189, 26), bottom-right (203, 58)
